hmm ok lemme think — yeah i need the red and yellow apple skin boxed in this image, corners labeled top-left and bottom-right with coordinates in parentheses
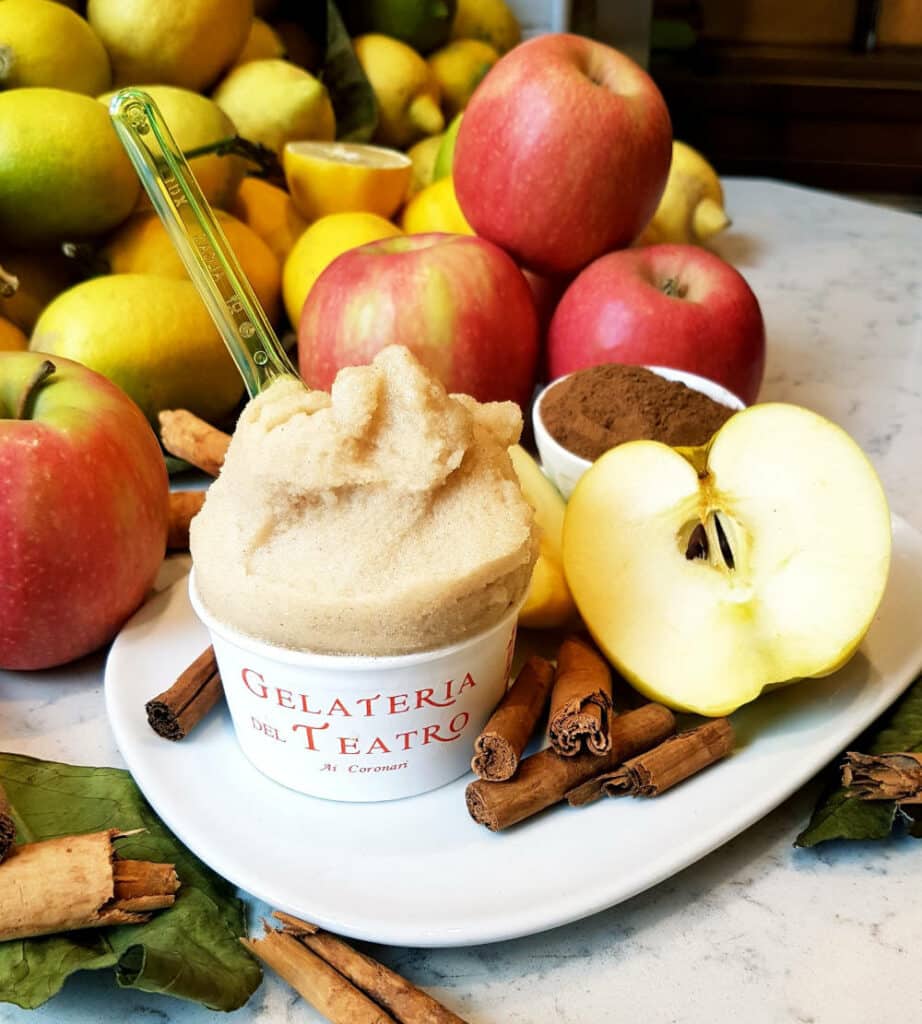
top-left (454, 33), bottom-right (673, 276)
top-left (547, 243), bottom-right (766, 405)
top-left (0, 353), bottom-right (169, 670)
top-left (298, 232), bottom-right (539, 407)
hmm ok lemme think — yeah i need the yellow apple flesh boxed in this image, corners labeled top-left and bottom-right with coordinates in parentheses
top-left (509, 444), bottom-right (577, 629)
top-left (563, 404), bottom-right (892, 716)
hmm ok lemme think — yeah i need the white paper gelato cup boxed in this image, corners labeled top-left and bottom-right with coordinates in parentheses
top-left (189, 572), bottom-right (518, 802)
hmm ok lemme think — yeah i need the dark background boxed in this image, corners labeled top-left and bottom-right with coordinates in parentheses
top-left (577, 0), bottom-right (922, 211)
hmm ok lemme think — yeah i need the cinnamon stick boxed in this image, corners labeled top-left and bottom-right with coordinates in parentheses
top-left (567, 718), bottom-right (734, 805)
top-left (158, 409), bottom-right (231, 477)
top-left (547, 636), bottom-right (613, 756)
top-left (0, 829), bottom-right (179, 941)
top-left (466, 703), bottom-right (676, 831)
top-left (275, 912), bottom-right (470, 1024)
top-left (0, 781), bottom-right (14, 864)
top-left (842, 752), bottom-right (922, 803)
top-left (243, 924), bottom-right (395, 1024)
top-left (146, 646), bottom-right (223, 741)
top-left (471, 656), bottom-right (555, 781)
top-left (168, 490), bottom-right (206, 550)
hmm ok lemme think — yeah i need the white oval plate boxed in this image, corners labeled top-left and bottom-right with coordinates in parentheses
top-left (106, 515), bottom-right (922, 948)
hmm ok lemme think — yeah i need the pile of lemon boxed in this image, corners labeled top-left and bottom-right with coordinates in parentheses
top-left (0, 0), bottom-right (730, 429)
top-left (0, 0), bottom-right (524, 425)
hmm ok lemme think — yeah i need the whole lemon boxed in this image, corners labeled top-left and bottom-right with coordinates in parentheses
top-left (352, 34), bottom-right (444, 148)
top-left (213, 59), bottom-right (335, 156)
top-left (102, 210), bottom-right (282, 322)
top-left (638, 141), bottom-right (731, 246)
top-left (450, 0), bottom-right (521, 53)
top-left (406, 133), bottom-right (444, 198)
top-left (0, 317), bottom-right (28, 352)
top-left (233, 17), bottom-right (286, 66)
top-left (87, 0), bottom-right (252, 91)
top-left (0, 0), bottom-right (111, 94)
top-left (400, 176), bottom-right (472, 234)
top-left (427, 39), bottom-right (498, 119)
top-left (230, 177), bottom-right (308, 264)
top-left (0, 89), bottom-right (139, 246)
top-left (98, 85), bottom-right (244, 208)
top-left (31, 275), bottom-right (244, 424)
top-left (282, 212), bottom-right (401, 327)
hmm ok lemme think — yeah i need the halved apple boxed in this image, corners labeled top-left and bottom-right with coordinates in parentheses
top-left (509, 444), bottom-right (577, 628)
top-left (562, 404), bottom-right (892, 715)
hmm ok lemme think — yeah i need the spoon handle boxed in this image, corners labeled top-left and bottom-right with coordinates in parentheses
top-left (109, 87), bottom-right (299, 397)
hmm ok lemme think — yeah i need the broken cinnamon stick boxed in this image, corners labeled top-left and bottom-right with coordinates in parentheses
top-left (0, 829), bottom-right (179, 941)
top-left (0, 781), bottom-right (14, 864)
top-left (471, 655), bottom-right (555, 781)
top-left (547, 635), bottom-right (613, 756)
top-left (244, 924), bottom-right (395, 1024)
top-left (466, 702), bottom-right (676, 831)
top-left (168, 490), bottom-right (206, 550)
top-left (567, 718), bottom-right (734, 805)
top-left (146, 646), bottom-right (223, 741)
top-left (842, 751), bottom-right (922, 803)
top-left (276, 912), bottom-right (469, 1024)
top-left (158, 409), bottom-right (231, 477)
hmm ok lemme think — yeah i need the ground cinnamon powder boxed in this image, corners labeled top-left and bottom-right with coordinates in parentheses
top-left (541, 364), bottom-right (737, 460)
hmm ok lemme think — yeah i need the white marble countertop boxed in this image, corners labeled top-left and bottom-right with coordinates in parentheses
top-left (2, 178), bottom-right (921, 1024)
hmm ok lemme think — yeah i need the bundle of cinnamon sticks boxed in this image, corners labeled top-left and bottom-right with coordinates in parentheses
top-left (466, 635), bottom-right (735, 831)
top-left (245, 912), bottom-right (469, 1023)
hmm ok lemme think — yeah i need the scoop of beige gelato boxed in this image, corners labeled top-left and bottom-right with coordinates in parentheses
top-left (191, 346), bottom-right (538, 655)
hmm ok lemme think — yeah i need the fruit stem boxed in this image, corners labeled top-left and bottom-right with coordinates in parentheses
top-left (15, 360), bottom-right (56, 421)
top-left (181, 134), bottom-right (284, 186)
top-left (661, 277), bottom-right (689, 299)
top-left (0, 261), bottom-right (17, 298)
top-left (0, 46), bottom-right (14, 88)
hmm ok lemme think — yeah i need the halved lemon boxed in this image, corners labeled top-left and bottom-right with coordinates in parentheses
top-left (283, 141), bottom-right (412, 222)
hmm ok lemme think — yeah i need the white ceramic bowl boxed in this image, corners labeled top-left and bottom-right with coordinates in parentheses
top-left (189, 573), bottom-right (520, 803)
top-left (533, 366), bottom-right (747, 500)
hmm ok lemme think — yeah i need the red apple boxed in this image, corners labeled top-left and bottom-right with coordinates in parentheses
top-left (454, 33), bottom-right (672, 276)
top-left (0, 353), bottom-right (169, 670)
top-left (298, 232), bottom-right (539, 406)
top-left (547, 244), bottom-right (766, 404)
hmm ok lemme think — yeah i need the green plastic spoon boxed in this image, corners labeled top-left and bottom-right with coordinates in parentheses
top-left (109, 87), bottom-right (299, 398)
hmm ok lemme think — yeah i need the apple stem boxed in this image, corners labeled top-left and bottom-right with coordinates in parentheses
top-left (15, 360), bottom-right (56, 421)
top-left (661, 277), bottom-right (688, 299)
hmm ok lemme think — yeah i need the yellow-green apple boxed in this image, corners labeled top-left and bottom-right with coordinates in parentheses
top-left (563, 404), bottom-right (891, 716)
top-left (453, 33), bottom-right (672, 276)
top-left (298, 232), bottom-right (539, 406)
top-left (0, 353), bottom-right (168, 670)
top-left (548, 243), bottom-right (765, 404)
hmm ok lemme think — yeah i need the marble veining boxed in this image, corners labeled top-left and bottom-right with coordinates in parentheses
top-left (2, 180), bottom-right (922, 1024)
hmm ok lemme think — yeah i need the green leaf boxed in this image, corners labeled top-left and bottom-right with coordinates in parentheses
top-left (796, 675), bottom-right (922, 847)
top-left (0, 752), bottom-right (261, 1011)
top-left (322, 0), bottom-right (379, 142)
